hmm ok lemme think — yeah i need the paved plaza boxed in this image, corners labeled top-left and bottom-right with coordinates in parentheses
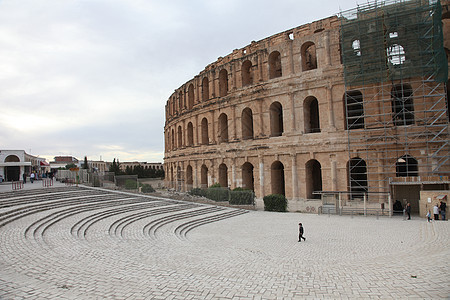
top-left (0, 182), bottom-right (449, 299)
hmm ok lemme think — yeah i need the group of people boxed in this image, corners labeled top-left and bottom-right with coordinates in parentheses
top-left (427, 201), bottom-right (446, 222)
top-left (22, 171), bottom-right (55, 184)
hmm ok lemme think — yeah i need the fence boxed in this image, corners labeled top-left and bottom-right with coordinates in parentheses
top-left (42, 179), bottom-right (53, 187)
top-left (12, 181), bottom-right (23, 190)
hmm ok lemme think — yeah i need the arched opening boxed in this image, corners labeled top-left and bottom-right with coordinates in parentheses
top-left (219, 69), bottom-right (228, 97)
top-left (188, 84), bottom-right (194, 109)
top-left (178, 91), bottom-right (184, 110)
top-left (4, 155), bottom-right (20, 182)
top-left (171, 128), bottom-right (175, 150)
top-left (396, 155), bottom-right (418, 177)
top-left (202, 77), bottom-right (209, 101)
top-left (241, 107), bottom-right (254, 140)
top-left (305, 159), bottom-right (322, 199)
top-left (186, 165), bottom-right (193, 188)
top-left (241, 60), bottom-right (253, 86)
top-left (304, 96), bottom-right (320, 133)
top-left (5, 155), bottom-right (19, 163)
top-left (387, 44), bottom-right (406, 65)
top-left (201, 164), bottom-right (208, 188)
top-left (177, 125), bottom-right (183, 148)
top-left (219, 163), bottom-right (228, 188)
top-left (201, 118), bottom-right (209, 145)
top-left (187, 122), bottom-right (194, 146)
top-left (301, 42), bottom-right (317, 71)
top-left (242, 162), bottom-right (254, 191)
top-left (170, 166), bottom-right (174, 188)
top-left (270, 102), bottom-right (283, 137)
top-left (391, 84), bottom-right (414, 126)
top-left (348, 157), bottom-right (368, 199)
top-left (271, 161), bottom-right (285, 196)
top-left (218, 113), bottom-right (229, 143)
top-left (269, 51), bottom-right (282, 79)
top-left (345, 90), bottom-right (364, 130)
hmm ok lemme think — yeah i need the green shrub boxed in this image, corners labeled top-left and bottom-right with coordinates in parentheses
top-left (189, 188), bottom-right (206, 197)
top-left (230, 189), bottom-right (255, 205)
top-left (209, 182), bottom-right (222, 188)
top-left (141, 184), bottom-right (155, 193)
top-left (263, 194), bottom-right (287, 212)
top-left (124, 179), bottom-right (138, 190)
top-left (205, 187), bottom-right (229, 202)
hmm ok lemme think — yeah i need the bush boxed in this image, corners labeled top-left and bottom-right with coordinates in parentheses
top-left (189, 188), bottom-right (206, 197)
top-left (141, 184), bottom-right (155, 193)
top-left (124, 179), bottom-right (138, 190)
top-left (205, 187), bottom-right (229, 202)
top-left (263, 194), bottom-right (287, 212)
top-left (230, 189), bottom-right (255, 205)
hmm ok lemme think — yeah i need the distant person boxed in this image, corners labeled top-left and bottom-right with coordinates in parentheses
top-left (22, 173), bottom-right (26, 184)
top-left (405, 203), bottom-right (411, 220)
top-left (298, 223), bottom-right (306, 242)
top-left (433, 204), bottom-right (440, 220)
top-left (439, 201), bottom-right (446, 221)
top-left (30, 172), bottom-right (35, 183)
top-left (426, 210), bottom-right (432, 222)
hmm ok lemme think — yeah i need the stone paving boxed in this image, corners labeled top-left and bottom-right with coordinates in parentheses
top-left (0, 182), bottom-right (449, 299)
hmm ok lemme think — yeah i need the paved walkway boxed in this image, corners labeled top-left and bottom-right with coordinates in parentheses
top-left (0, 183), bottom-right (448, 299)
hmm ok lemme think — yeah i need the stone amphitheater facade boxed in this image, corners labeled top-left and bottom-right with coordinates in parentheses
top-left (164, 1), bottom-right (450, 211)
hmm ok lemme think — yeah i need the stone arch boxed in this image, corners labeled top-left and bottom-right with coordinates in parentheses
top-left (270, 102), bottom-right (283, 137)
top-left (391, 84), bottom-right (414, 126)
top-left (242, 162), bottom-right (254, 191)
top-left (171, 128), bottom-right (175, 150)
top-left (305, 159), bottom-right (322, 199)
top-left (187, 122), bottom-right (194, 146)
top-left (218, 163), bottom-right (228, 188)
top-left (201, 117), bottom-right (209, 145)
top-left (269, 51), bottom-right (282, 79)
top-left (347, 157), bottom-right (368, 199)
top-left (178, 91), bottom-right (183, 110)
top-left (177, 125), bottom-right (183, 148)
top-left (5, 155), bottom-right (20, 162)
top-left (344, 90), bottom-right (364, 130)
top-left (304, 96), bottom-right (320, 133)
top-left (396, 154), bottom-right (418, 177)
top-left (219, 69), bottom-right (228, 97)
top-left (218, 113), bottom-right (229, 143)
top-left (301, 42), bottom-right (317, 71)
top-left (201, 164), bottom-right (208, 188)
top-left (187, 84), bottom-right (194, 109)
top-left (241, 60), bottom-right (253, 86)
top-left (271, 161), bottom-right (285, 196)
top-left (202, 77), bottom-right (209, 101)
top-left (241, 107), bottom-right (254, 140)
top-left (186, 165), bottom-right (193, 187)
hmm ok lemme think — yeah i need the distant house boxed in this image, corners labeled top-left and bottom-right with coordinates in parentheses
top-left (0, 150), bottom-right (49, 181)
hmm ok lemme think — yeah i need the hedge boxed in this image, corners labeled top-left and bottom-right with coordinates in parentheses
top-left (229, 189), bottom-right (255, 205)
top-left (141, 184), bottom-right (155, 193)
top-left (263, 194), bottom-right (287, 212)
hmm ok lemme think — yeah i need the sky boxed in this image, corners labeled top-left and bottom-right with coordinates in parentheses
top-left (0, 0), bottom-right (359, 163)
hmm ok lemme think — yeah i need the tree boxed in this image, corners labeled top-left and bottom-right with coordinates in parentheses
top-left (83, 156), bottom-right (89, 169)
top-left (109, 158), bottom-right (123, 175)
top-left (65, 163), bottom-right (77, 170)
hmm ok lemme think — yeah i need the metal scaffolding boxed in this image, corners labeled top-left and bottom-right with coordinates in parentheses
top-left (339, 0), bottom-right (449, 200)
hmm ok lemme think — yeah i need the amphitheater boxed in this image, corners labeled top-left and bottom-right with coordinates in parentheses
top-left (0, 183), bottom-right (449, 299)
top-left (164, 0), bottom-right (450, 214)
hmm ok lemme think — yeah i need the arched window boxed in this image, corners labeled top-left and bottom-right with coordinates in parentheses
top-left (304, 96), bottom-right (320, 133)
top-left (219, 69), bottom-right (228, 97)
top-left (5, 155), bottom-right (20, 163)
top-left (241, 60), bottom-right (253, 86)
top-left (177, 125), bottom-right (183, 148)
top-left (396, 155), bottom-right (418, 177)
top-left (202, 77), bottom-right (209, 101)
top-left (219, 163), bottom-right (228, 188)
top-left (201, 118), bottom-right (209, 145)
top-left (271, 161), bottom-right (285, 196)
top-left (178, 92), bottom-right (183, 110)
top-left (177, 166), bottom-right (183, 187)
top-left (305, 159), bottom-right (322, 199)
top-left (301, 42), bottom-right (317, 71)
top-left (201, 164), bottom-right (208, 188)
top-left (269, 51), bottom-right (282, 79)
top-left (171, 128), bottom-right (175, 150)
top-left (166, 131), bottom-right (170, 151)
top-left (187, 122), bottom-right (194, 146)
top-left (270, 102), bottom-right (283, 137)
top-left (186, 165), bottom-right (193, 188)
top-left (188, 84), bottom-right (194, 109)
top-left (348, 157), bottom-right (368, 199)
top-left (392, 84), bottom-right (414, 126)
top-left (170, 166), bottom-right (174, 188)
top-left (218, 113), bottom-right (229, 143)
top-left (242, 162), bottom-right (254, 191)
top-left (345, 90), bottom-right (364, 130)
top-left (241, 107), bottom-right (254, 140)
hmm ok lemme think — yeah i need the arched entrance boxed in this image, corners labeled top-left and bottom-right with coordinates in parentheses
top-left (4, 155), bottom-right (20, 181)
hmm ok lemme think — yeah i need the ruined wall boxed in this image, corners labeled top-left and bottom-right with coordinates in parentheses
top-left (164, 2), bottom-right (449, 211)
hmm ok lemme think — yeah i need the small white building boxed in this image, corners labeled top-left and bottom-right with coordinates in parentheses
top-left (0, 150), bottom-right (49, 182)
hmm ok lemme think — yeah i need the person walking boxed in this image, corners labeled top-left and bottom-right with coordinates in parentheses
top-left (439, 201), bottom-right (446, 221)
top-left (30, 172), bottom-right (35, 183)
top-left (298, 223), bottom-right (306, 242)
top-left (22, 173), bottom-right (26, 184)
top-left (405, 202), bottom-right (411, 220)
top-left (426, 210), bottom-right (432, 222)
top-left (433, 203), bottom-right (440, 221)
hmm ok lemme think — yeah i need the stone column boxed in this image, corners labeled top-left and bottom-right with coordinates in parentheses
top-left (193, 160), bottom-right (198, 188)
top-left (327, 85), bottom-right (336, 131)
top-left (231, 105), bottom-right (237, 141)
top-left (211, 110), bottom-right (216, 144)
top-left (291, 153), bottom-right (298, 200)
top-left (289, 93), bottom-right (296, 132)
top-left (194, 114), bottom-right (199, 146)
top-left (259, 155), bottom-right (265, 199)
top-left (231, 157), bottom-right (236, 189)
top-left (330, 154), bottom-right (337, 191)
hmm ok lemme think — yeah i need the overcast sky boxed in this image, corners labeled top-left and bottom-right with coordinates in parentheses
top-left (0, 0), bottom-right (358, 163)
